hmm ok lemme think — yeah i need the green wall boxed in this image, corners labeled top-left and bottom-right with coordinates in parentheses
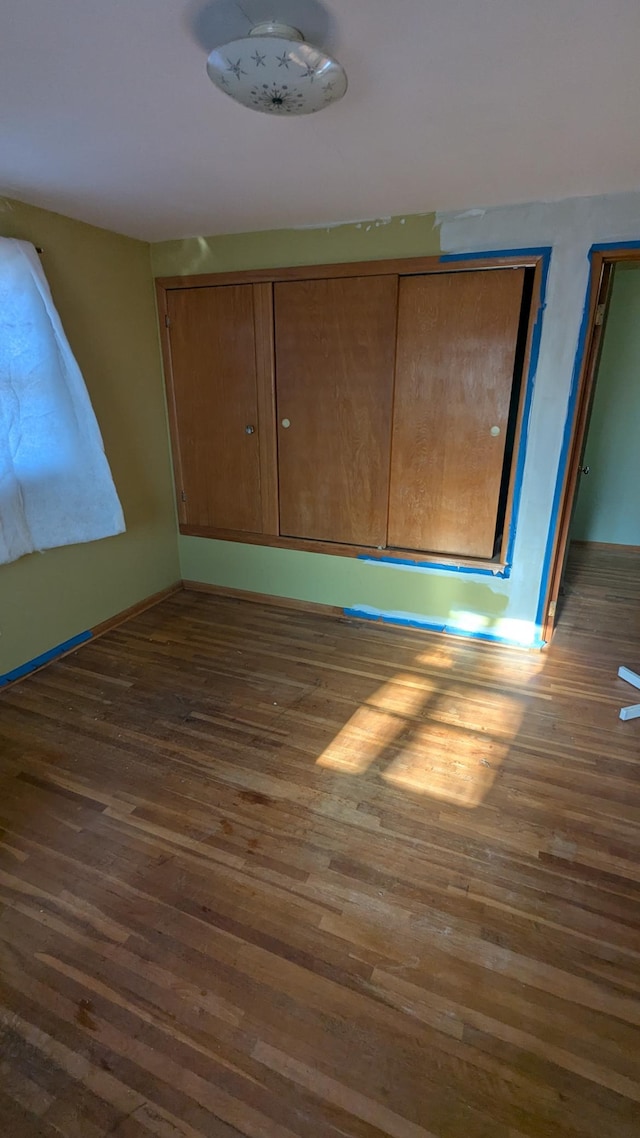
top-left (2, 196), bottom-right (638, 672)
top-left (151, 213), bottom-right (439, 276)
top-left (0, 197), bottom-right (180, 676)
top-left (154, 213), bottom-right (517, 638)
top-left (180, 538), bottom-right (510, 627)
top-left (572, 265), bottom-right (640, 545)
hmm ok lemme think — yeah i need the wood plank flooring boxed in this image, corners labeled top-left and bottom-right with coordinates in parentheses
top-left (1, 542), bottom-right (639, 1137)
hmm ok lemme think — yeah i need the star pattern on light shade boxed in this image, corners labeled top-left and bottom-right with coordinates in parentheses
top-left (250, 82), bottom-right (306, 112)
top-left (207, 41), bottom-right (346, 114)
top-left (225, 57), bottom-right (246, 79)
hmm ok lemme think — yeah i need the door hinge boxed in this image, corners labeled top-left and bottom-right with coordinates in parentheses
top-left (181, 490), bottom-right (187, 502)
top-left (165, 314), bottom-right (171, 328)
top-left (547, 599), bottom-right (557, 620)
top-left (594, 303), bottom-right (606, 327)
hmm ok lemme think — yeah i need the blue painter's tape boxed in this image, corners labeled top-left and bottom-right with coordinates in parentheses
top-left (0, 630), bottom-right (92, 687)
top-left (439, 246), bottom-right (551, 263)
top-left (356, 553), bottom-right (509, 578)
top-left (345, 606), bottom-right (445, 632)
top-left (535, 309), bottom-right (591, 622)
top-left (503, 248), bottom-right (552, 571)
top-left (533, 239), bottom-right (624, 630)
top-left (586, 240), bottom-right (640, 252)
top-left (343, 606), bottom-right (544, 649)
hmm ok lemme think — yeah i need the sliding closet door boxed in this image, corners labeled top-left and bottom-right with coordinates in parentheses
top-left (167, 284), bottom-right (266, 533)
top-left (275, 276), bottom-right (398, 546)
top-left (388, 268), bottom-right (526, 559)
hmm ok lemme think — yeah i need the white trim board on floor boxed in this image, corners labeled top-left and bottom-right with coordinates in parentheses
top-left (618, 666), bottom-right (640, 721)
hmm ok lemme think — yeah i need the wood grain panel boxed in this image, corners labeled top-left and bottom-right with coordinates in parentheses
top-left (275, 275), bottom-right (398, 546)
top-left (156, 251), bottom-right (539, 292)
top-left (177, 523), bottom-right (506, 570)
top-left (1, 544), bottom-right (639, 1136)
top-left (389, 268), bottom-right (526, 559)
top-left (253, 283), bottom-right (279, 536)
top-left (166, 285), bottom-right (262, 532)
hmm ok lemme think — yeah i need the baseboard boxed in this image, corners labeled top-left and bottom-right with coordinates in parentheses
top-left (91, 582), bottom-right (182, 637)
top-left (0, 631), bottom-right (94, 688)
top-left (182, 580), bottom-right (540, 649)
top-left (0, 582), bottom-right (182, 690)
top-left (181, 579), bottom-right (343, 618)
top-left (2, 577), bottom-right (537, 692)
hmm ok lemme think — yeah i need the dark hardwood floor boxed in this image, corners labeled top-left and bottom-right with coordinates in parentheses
top-left (0, 543), bottom-right (639, 1137)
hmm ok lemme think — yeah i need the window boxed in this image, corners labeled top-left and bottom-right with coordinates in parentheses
top-left (0, 237), bottom-right (124, 565)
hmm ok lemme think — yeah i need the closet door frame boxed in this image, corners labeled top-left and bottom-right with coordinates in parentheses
top-left (156, 250), bottom-right (546, 572)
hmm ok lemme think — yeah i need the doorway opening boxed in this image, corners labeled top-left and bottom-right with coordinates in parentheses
top-left (542, 247), bottom-right (640, 641)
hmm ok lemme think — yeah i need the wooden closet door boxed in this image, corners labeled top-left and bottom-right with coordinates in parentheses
top-left (167, 285), bottom-right (264, 532)
top-left (275, 276), bottom-right (398, 546)
top-left (388, 268), bottom-right (526, 559)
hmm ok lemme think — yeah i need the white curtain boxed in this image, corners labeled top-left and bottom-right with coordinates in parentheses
top-left (0, 238), bottom-right (125, 565)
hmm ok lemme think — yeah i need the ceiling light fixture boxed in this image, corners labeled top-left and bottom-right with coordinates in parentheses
top-left (206, 22), bottom-right (348, 116)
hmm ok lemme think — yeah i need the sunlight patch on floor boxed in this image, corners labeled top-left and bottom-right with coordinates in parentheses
top-left (315, 671), bottom-right (525, 807)
top-left (383, 689), bottom-right (524, 806)
top-left (315, 674), bottom-right (434, 774)
top-left (413, 646), bottom-right (454, 668)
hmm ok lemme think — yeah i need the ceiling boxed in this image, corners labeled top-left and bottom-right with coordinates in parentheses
top-left (2, 0), bottom-right (640, 242)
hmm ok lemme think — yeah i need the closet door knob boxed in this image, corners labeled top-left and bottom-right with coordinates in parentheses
top-left (281, 418), bottom-right (291, 429)
top-left (490, 425), bottom-right (501, 437)
top-left (245, 424), bottom-right (255, 434)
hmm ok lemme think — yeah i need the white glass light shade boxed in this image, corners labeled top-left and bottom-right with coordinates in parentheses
top-left (206, 23), bottom-right (348, 115)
